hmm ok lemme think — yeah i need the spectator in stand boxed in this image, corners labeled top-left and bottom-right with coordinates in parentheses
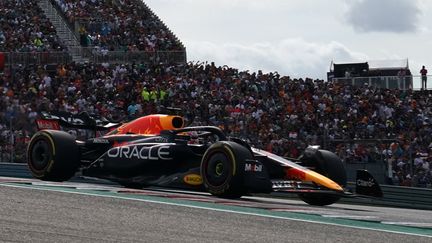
top-left (397, 68), bottom-right (407, 88)
top-left (420, 65), bottom-right (428, 90)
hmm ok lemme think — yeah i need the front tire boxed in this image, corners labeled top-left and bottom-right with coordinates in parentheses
top-left (298, 149), bottom-right (347, 206)
top-left (200, 141), bottom-right (253, 198)
top-left (27, 130), bottom-right (80, 181)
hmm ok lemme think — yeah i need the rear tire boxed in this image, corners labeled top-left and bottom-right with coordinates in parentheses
top-left (200, 141), bottom-right (252, 199)
top-left (298, 149), bottom-right (347, 206)
top-left (27, 130), bottom-right (80, 181)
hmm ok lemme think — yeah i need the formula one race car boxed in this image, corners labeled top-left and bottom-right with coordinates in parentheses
top-left (27, 111), bottom-right (382, 206)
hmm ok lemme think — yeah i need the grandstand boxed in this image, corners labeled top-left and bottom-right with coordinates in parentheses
top-left (1, 0), bottom-right (186, 67)
top-left (1, 0), bottom-right (432, 188)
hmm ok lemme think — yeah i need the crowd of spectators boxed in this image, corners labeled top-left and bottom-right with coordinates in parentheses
top-left (1, 61), bottom-right (432, 187)
top-left (0, 0), bottom-right (66, 52)
top-left (0, 1), bottom-right (430, 189)
top-left (52, 0), bottom-right (184, 52)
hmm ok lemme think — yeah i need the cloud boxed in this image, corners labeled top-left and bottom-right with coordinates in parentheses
top-left (345, 0), bottom-right (421, 33)
top-left (185, 39), bottom-right (368, 79)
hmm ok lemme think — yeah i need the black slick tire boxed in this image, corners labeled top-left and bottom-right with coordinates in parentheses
top-left (200, 141), bottom-right (252, 199)
top-left (27, 130), bottom-right (80, 181)
top-left (299, 149), bottom-right (347, 206)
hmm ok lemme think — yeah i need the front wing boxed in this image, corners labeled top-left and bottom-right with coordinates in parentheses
top-left (270, 169), bottom-right (383, 198)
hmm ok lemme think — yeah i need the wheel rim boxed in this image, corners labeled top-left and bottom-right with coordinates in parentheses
top-left (205, 152), bottom-right (231, 187)
top-left (215, 162), bottom-right (224, 176)
top-left (31, 139), bottom-right (51, 170)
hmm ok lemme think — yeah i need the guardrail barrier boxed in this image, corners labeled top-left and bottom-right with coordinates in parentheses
top-left (1, 163), bottom-right (431, 209)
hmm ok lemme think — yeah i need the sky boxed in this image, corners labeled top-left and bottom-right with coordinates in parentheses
top-left (145, 0), bottom-right (432, 79)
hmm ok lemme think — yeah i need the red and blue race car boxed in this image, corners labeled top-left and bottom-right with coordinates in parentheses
top-left (27, 111), bottom-right (382, 206)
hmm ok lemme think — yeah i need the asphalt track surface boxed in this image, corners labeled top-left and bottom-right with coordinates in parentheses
top-left (1, 178), bottom-right (432, 242)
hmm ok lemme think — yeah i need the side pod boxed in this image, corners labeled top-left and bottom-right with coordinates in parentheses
top-left (355, 170), bottom-right (383, 198)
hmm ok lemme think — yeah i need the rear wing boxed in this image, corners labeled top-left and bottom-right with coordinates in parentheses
top-left (36, 111), bottom-right (120, 131)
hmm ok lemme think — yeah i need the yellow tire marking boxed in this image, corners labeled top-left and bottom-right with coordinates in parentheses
top-left (223, 144), bottom-right (236, 176)
top-left (40, 132), bottom-right (56, 156)
top-left (40, 132), bottom-right (56, 173)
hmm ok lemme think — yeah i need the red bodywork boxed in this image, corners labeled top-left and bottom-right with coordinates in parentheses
top-left (107, 115), bottom-right (184, 136)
